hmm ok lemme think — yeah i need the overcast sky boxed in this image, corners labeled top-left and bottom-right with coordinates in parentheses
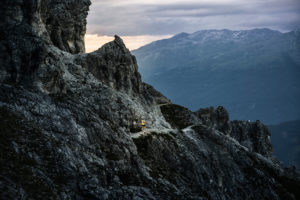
top-left (85, 0), bottom-right (300, 51)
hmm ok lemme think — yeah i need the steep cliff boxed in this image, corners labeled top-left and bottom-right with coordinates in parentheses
top-left (0, 1), bottom-right (299, 200)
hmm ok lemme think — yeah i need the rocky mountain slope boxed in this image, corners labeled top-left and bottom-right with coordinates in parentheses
top-left (0, 1), bottom-right (299, 199)
top-left (132, 29), bottom-right (300, 124)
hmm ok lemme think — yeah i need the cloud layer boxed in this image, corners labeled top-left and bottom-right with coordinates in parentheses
top-left (87, 0), bottom-right (300, 36)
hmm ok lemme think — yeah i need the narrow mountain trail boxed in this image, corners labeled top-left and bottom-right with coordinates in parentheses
top-left (158, 103), bottom-right (171, 107)
top-left (131, 128), bottom-right (177, 138)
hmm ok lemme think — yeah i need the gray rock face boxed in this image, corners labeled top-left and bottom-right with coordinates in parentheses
top-left (196, 106), bottom-right (273, 157)
top-left (230, 120), bottom-right (273, 157)
top-left (0, 0), bottom-right (300, 199)
top-left (0, 0), bottom-right (90, 87)
top-left (142, 83), bottom-right (171, 105)
top-left (160, 104), bottom-right (201, 129)
top-left (41, 0), bottom-right (91, 54)
top-left (75, 36), bottom-right (143, 95)
top-left (195, 106), bottom-right (231, 135)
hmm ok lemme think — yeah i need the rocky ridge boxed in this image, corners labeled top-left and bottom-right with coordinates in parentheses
top-left (0, 0), bottom-right (299, 199)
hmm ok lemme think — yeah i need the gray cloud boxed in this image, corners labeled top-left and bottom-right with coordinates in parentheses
top-left (87, 0), bottom-right (300, 36)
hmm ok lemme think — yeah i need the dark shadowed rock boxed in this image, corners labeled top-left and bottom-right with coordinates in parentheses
top-left (0, 0), bottom-right (90, 88)
top-left (195, 106), bottom-right (273, 157)
top-left (75, 35), bottom-right (143, 94)
top-left (142, 83), bottom-right (171, 105)
top-left (41, 0), bottom-right (91, 53)
top-left (195, 106), bottom-right (231, 135)
top-left (160, 104), bottom-right (201, 129)
top-left (230, 120), bottom-right (273, 157)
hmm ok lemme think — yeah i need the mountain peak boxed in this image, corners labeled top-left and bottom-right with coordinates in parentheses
top-left (172, 32), bottom-right (189, 39)
top-left (114, 35), bottom-right (126, 49)
top-left (132, 27), bottom-right (300, 123)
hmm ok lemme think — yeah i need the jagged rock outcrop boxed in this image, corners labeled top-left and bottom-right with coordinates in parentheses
top-left (142, 83), bottom-right (171, 105)
top-left (195, 106), bottom-right (231, 135)
top-left (75, 36), bottom-right (143, 95)
top-left (134, 124), bottom-right (300, 200)
top-left (0, 0), bottom-right (90, 87)
top-left (41, 0), bottom-right (91, 54)
top-left (160, 104), bottom-right (201, 129)
top-left (195, 106), bottom-right (273, 157)
top-left (0, 0), bottom-right (299, 200)
top-left (229, 120), bottom-right (273, 157)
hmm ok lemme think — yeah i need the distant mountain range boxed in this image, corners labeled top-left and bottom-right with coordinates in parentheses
top-left (269, 120), bottom-right (300, 168)
top-left (132, 28), bottom-right (300, 124)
